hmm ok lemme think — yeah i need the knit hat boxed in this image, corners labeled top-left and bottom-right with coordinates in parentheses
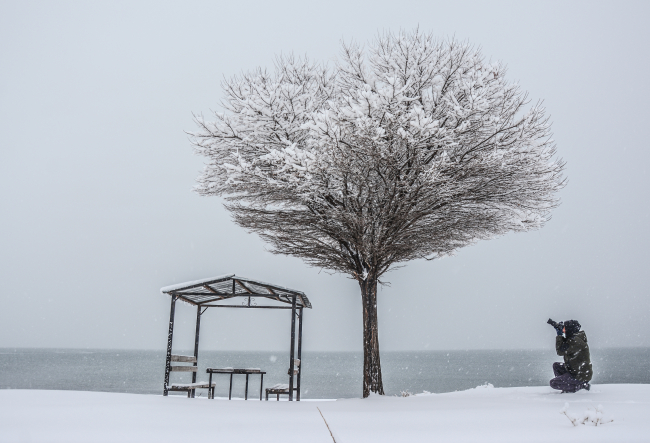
top-left (564, 320), bottom-right (581, 337)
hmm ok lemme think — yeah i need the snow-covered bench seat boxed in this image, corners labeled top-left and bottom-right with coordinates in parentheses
top-left (166, 355), bottom-right (215, 398)
top-left (166, 382), bottom-right (216, 398)
top-left (265, 384), bottom-right (297, 401)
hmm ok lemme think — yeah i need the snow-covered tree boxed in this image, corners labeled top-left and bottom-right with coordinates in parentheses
top-left (191, 30), bottom-right (565, 398)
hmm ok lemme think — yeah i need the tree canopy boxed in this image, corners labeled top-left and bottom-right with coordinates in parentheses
top-left (191, 30), bottom-right (565, 396)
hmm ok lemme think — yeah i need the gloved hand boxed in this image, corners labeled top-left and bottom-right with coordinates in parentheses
top-left (555, 327), bottom-right (563, 336)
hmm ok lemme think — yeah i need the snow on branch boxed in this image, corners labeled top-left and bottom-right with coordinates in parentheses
top-left (190, 29), bottom-right (565, 281)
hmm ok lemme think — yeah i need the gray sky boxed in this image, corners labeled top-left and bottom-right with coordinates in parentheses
top-left (1, 0), bottom-right (649, 353)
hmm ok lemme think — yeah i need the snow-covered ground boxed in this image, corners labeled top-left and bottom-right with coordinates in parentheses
top-left (1, 384), bottom-right (648, 442)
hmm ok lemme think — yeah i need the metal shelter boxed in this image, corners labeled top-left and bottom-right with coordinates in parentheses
top-left (160, 274), bottom-right (312, 401)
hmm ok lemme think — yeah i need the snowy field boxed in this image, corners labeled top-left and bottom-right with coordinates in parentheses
top-left (1, 384), bottom-right (648, 442)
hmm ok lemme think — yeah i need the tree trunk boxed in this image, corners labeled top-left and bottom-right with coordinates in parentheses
top-left (360, 276), bottom-right (384, 397)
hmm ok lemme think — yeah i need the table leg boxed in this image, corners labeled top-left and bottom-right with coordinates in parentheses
top-left (260, 374), bottom-right (264, 401)
top-left (229, 374), bottom-right (233, 400)
top-left (245, 374), bottom-right (249, 400)
top-left (208, 373), bottom-right (213, 399)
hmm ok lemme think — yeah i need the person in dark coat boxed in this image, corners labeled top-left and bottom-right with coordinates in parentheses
top-left (550, 320), bottom-right (592, 393)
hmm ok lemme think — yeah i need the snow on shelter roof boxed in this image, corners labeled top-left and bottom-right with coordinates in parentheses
top-left (160, 274), bottom-right (311, 309)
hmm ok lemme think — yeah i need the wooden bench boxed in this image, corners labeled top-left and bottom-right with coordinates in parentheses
top-left (265, 359), bottom-right (300, 401)
top-left (167, 382), bottom-right (215, 398)
top-left (265, 383), bottom-right (298, 401)
top-left (166, 355), bottom-right (215, 398)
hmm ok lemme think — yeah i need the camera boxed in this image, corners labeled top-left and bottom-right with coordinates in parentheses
top-left (547, 318), bottom-right (564, 330)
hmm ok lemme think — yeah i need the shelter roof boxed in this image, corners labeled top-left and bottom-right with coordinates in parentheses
top-left (160, 274), bottom-right (311, 309)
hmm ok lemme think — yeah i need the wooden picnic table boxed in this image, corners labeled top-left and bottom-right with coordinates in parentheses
top-left (206, 368), bottom-right (266, 400)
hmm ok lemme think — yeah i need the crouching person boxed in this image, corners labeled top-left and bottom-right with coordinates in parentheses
top-left (550, 320), bottom-right (592, 393)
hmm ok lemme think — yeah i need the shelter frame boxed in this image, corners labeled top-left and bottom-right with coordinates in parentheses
top-left (161, 274), bottom-right (311, 401)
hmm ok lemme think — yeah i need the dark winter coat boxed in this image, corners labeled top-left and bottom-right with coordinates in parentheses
top-left (556, 330), bottom-right (592, 382)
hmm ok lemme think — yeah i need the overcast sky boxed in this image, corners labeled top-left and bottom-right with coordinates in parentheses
top-left (1, 0), bottom-right (649, 353)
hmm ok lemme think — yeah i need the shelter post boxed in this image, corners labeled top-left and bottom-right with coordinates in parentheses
top-left (163, 295), bottom-right (177, 396)
top-left (288, 294), bottom-right (297, 401)
top-left (296, 307), bottom-right (303, 401)
top-left (190, 305), bottom-right (202, 397)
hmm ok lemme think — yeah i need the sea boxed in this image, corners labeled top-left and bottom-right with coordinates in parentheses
top-left (1, 348), bottom-right (648, 399)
